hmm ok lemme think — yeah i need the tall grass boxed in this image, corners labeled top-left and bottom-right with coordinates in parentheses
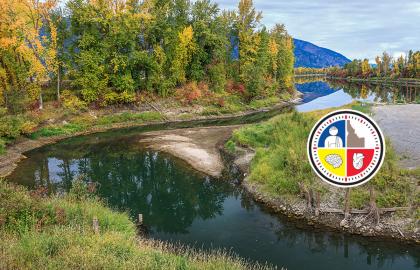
top-left (0, 180), bottom-right (270, 269)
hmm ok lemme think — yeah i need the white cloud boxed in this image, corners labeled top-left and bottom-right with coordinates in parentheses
top-left (218, 0), bottom-right (420, 60)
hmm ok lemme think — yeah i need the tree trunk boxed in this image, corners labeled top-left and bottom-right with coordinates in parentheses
top-left (57, 67), bottom-right (60, 100)
top-left (39, 92), bottom-right (43, 110)
top-left (369, 186), bottom-right (380, 225)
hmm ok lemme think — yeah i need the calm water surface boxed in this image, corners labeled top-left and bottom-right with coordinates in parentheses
top-left (7, 80), bottom-right (420, 270)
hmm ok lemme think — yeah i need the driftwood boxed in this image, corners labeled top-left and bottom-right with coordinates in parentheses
top-left (322, 207), bottom-right (409, 215)
top-left (145, 100), bottom-right (169, 121)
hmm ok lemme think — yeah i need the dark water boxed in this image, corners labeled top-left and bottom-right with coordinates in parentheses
top-left (6, 80), bottom-right (420, 270)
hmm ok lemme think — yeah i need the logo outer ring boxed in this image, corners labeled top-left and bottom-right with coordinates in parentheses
top-left (307, 109), bottom-right (385, 188)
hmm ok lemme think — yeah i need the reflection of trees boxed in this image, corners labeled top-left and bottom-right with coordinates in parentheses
top-left (7, 140), bottom-right (233, 234)
top-left (274, 220), bottom-right (420, 268)
top-left (325, 79), bottom-right (420, 103)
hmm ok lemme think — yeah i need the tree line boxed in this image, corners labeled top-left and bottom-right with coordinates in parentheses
top-left (328, 51), bottom-right (420, 79)
top-left (0, 0), bottom-right (294, 113)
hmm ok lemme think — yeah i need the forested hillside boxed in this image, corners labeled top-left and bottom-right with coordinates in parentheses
top-left (293, 38), bottom-right (350, 68)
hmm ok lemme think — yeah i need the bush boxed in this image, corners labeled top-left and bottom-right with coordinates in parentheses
top-left (102, 91), bottom-right (136, 106)
top-left (208, 63), bottom-right (227, 93)
top-left (0, 115), bottom-right (37, 139)
top-left (175, 81), bottom-right (203, 104)
top-left (225, 140), bottom-right (236, 153)
top-left (62, 90), bottom-right (87, 113)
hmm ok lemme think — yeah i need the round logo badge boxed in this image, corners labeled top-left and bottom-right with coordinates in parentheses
top-left (307, 109), bottom-right (385, 187)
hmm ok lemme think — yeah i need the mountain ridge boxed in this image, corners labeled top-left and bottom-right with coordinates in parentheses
top-left (293, 38), bottom-right (351, 68)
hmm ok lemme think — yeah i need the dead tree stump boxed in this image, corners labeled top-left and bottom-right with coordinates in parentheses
top-left (92, 216), bottom-right (100, 234)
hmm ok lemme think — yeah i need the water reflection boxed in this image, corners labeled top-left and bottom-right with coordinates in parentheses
top-left (296, 78), bottom-right (420, 112)
top-left (9, 139), bottom-right (235, 234)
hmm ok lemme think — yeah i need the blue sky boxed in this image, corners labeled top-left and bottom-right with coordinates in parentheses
top-left (217, 0), bottom-right (420, 62)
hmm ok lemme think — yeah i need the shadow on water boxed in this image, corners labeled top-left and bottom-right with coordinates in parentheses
top-left (6, 79), bottom-right (420, 269)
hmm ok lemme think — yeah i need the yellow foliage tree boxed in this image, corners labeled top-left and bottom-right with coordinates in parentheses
top-left (361, 59), bottom-right (371, 77)
top-left (0, 0), bottom-right (57, 110)
top-left (171, 25), bottom-right (197, 84)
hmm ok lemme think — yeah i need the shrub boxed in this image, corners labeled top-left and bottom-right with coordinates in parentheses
top-left (225, 140), bottom-right (236, 153)
top-left (112, 73), bottom-right (135, 93)
top-left (102, 91), bottom-right (136, 106)
top-left (208, 62), bottom-right (227, 93)
top-left (62, 90), bottom-right (87, 113)
top-left (175, 81), bottom-right (202, 104)
top-left (0, 115), bottom-right (36, 139)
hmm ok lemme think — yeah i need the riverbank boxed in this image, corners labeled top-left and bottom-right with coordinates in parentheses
top-left (0, 95), bottom-right (300, 178)
top-left (224, 104), bottom-right (419, 244)
top-left (0, 179), bottom-right (270, 269)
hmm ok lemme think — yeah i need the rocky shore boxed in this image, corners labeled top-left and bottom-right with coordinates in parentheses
top-left (220, 141), bottom-right (420, 245)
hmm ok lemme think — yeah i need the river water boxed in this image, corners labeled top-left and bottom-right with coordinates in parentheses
top-left (6, 79), bottom-right (420, 270)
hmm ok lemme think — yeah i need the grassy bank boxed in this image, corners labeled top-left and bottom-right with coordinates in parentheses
top-left (0, 179), bottom-right (269, 270)
top-left (227, 103), bottom-right (419, 216)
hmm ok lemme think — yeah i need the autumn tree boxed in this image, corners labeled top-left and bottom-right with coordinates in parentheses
top-left (271, 24), bottom-right (294, 91)
top-left (381, 51), bottom-right (391, 77)
top-left (170, 26), bottom-right (197, 85)
top-left (235, 0), bottom-right (262, 86)
top-left (361, 59), bottom-right (371, 77)
top-left (0, 0), bottom-right (58, 111)
top-left (374, 56), bottom-right (382, 77)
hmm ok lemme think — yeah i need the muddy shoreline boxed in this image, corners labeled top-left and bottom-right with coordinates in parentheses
top-left (0, 98), bottom-right (299, 178)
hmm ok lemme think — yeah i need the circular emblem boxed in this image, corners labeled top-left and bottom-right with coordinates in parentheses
top-left (307, 109), bottom-right (385, 187)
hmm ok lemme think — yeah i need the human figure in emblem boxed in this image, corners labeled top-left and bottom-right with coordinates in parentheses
top-left (324, 126), bottom-right (343, 148)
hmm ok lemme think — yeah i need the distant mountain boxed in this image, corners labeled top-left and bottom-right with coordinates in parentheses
top-left (293, 39), bottom-right (350, 68)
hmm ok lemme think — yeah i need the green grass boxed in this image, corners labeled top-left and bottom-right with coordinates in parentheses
top-left (229, 102), bottom-right (418, 208)
top-left (229, 111), bottom-right (319, 196)
top-left (0, 180), bottom-right (269, 270)
top-left (30, 123), bottom-right (86, 139)
top-left (96, 111), bottom-right (163, 126)
top-left (29, 112), bottom-right (163, 139)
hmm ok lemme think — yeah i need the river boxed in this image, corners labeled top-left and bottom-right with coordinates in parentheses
top-left (6, 79), bottom-right (420, 270)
